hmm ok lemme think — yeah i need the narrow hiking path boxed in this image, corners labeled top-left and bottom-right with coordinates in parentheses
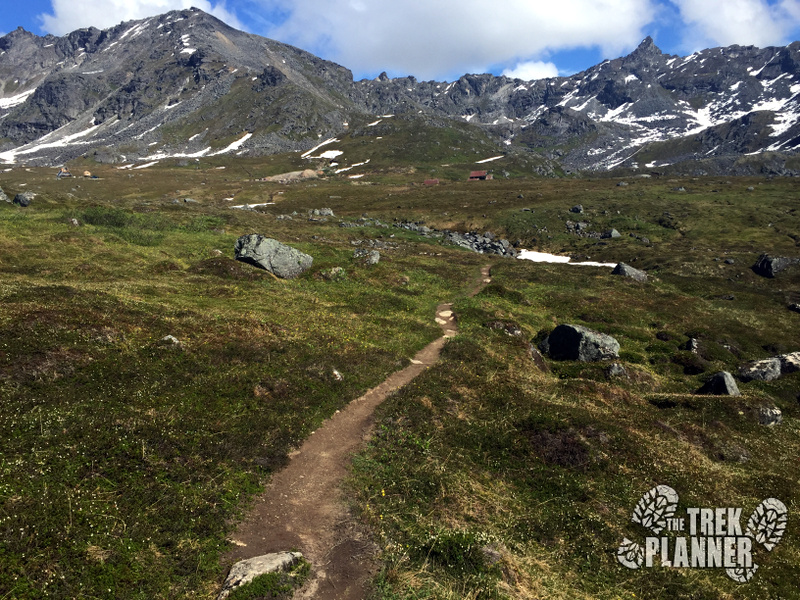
top-left (222, 265), bottom-right (493, 599)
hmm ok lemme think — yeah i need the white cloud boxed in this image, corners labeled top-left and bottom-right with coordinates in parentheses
top-left (503, 61), bottom-right (560, 81)
top-left (258, 0), bottom-right (658, 80)
top-left (39, 0), bottom-right (243, 36)
top-left (672, 0), bottom-right (800, 48)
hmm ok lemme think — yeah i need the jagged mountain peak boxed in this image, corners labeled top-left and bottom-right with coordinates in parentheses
top-left (632, 36), bottom-right (662, 57)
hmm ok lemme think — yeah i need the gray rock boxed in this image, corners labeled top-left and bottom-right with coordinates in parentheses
top-left (570, 204), bottom-right (584, 213)
top-left (724, 258), bottom-right (735, 265)
top-left (758, 406), bottom-right (782, 426)
top-left (781, 352), bottom-right (800, 374)
top-left (68, 218), bottom-right (80, 226)
top-left (527, 344), bottom-right (549, 373)
top-left (218, 552), bottom-right (303, 600)
top-left (158, 334), bottom-right (183, 350)
top-left (606, 363), bottom-right (629, 378)
top-left (601, 228), bottom-right (621, 239)
top-left (0, 187), bottom-right (9, 203)
top-left (353, 248), bottom-right (380, 265)
top-left (789, 303), bottom-right (800, 314)
top-left (320, 266), bottom-right (346, 281)
top-left (13, 192), bottom-right (34, 207)
top-left (539, 324), bottom-right (620, 362)
top-left (738, 357), bottom-right (783, 382)
top-left (697, 371), bottom-right (740, 396)
top-left (486, 320), bottom-right (523, 337)
top-left (311, 207), bottom-right (334, 217)
top-left (617, 181), bottom-right (629, 187)
top-left (752, 254), bottom-right (799, 277)
top-left (234, 234), bottom-right (313, 279)
top-left (611, 262), bottom-right (648, 283)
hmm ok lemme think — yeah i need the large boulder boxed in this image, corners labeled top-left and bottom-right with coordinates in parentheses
top-left (697, 371), bottom-right (740, 396)
top-left (611, 262), bottom-right (647, 283)
top-left (0, 187), bottom-right (9, 203)
top-left (751, 254), bottom-right (799, 277)
top-left (218, 552), bottom-right (303, 600)
top-left (539, 324), bottom-right (620, 362)
top-left (234, 234), bottom-right (313, 279)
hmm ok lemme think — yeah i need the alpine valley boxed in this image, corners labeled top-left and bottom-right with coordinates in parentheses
top-left (4, 7), bottom-right (800, 175)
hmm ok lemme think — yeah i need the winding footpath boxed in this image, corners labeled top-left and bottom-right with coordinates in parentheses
top-left (222, 265), bottom-right (492, 599)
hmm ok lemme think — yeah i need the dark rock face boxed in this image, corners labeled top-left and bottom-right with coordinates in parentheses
top-left (697, 371), bottom-right (740, 396)
top-left (234, 234), bottom-right (313, 279)
top-left (539, 324), bottom-right (620, 362)
top-left (751, 254), bottom-right (799, 277)
top-left (611, 262), bottom-right (648, 283)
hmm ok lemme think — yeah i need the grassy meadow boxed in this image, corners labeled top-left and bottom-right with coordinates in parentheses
top-left (0, 158), bottom-right (798, 599)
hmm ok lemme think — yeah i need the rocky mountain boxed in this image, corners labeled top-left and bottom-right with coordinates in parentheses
top-left (2, 8), bottom-right (800, 175)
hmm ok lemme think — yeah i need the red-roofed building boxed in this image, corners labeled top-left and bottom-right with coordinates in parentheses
top-left (469, 170), bottom-right (492, 181)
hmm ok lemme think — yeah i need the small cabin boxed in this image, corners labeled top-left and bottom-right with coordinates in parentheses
top-left (469, 170), bottom-right (492, 181)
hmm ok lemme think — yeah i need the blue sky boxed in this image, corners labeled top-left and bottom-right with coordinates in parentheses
top-left (3, 0), bottom-right (800, 82)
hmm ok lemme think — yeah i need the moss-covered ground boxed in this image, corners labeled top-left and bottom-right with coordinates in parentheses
top-left (0, 160), bottom-right (798, 598)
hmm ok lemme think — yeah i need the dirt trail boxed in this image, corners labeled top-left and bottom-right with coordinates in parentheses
top-left (222, 265), bottom-right (492, 599)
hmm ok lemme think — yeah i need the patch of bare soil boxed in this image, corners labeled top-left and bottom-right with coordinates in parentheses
top-left (221, 265), bottom-right (492, 599)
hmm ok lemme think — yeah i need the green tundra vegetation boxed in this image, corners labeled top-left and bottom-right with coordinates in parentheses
top-left (0, 157), bottom-right (798, 599)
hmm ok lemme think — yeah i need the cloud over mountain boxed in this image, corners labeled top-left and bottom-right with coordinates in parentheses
top-left (258, 0), bottom-right (659, 80)
top-left (38, 0), bottom-right (243, 36)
